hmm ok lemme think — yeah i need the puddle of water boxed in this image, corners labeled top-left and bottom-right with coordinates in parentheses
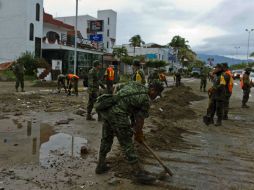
top-left (0, 119), bottom-right (87, 167)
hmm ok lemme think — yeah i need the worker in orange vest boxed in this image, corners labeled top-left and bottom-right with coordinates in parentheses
top-left (104, 65), bottom-right (115, 94)
top-left (222, 63), bottom-right (234, 119)
top-left (159, 70), bottom-right (168, 87)
top-left (66, 73), bottom-right (79, 96)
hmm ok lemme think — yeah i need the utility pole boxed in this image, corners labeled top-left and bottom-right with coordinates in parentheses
top-left (245, 29), bottom-right (254, 64)
top-left (74, 0), bottom-right (78, 75)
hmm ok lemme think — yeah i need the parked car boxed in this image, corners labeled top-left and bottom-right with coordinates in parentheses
top-left (250, 72), bottom-right (254, 83)
top-left (191, 67), bottom-right (201, 77)
top-left (232, 70), bottom-right (244, 79)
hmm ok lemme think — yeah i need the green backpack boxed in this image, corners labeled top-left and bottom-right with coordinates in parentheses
top-left (94, 94), bottom-right (117, 113)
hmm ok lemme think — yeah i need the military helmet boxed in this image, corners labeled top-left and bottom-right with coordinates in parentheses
top-left (133, 59), bottom-right (141, 67)
top-left (93, 60), bottom-right (100, 67)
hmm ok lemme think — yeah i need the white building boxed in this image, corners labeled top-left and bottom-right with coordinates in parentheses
top-left (0, 0), bottom-right (116, 77)
top-left (0, 0), bottom-right (44, 63)
top-left (57, 9), bottom-right (117, 53)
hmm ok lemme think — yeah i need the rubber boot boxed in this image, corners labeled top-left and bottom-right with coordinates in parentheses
top-left (242, 104), bottom-right (250, 108)
top-left (95, 156), bottom-right (110, 174)
top-left (21, 88), bottom-right (25, 92)
top-left (86, 114), bottom-right (95, 121)
top-left (215, 118), bottom-right (222, 126)
top-left (131, 162), bottom-right (156, 185)
top-left (16, 88), bottom-right (18, 92)
top-left (223, 115), bottom-right (228, 120)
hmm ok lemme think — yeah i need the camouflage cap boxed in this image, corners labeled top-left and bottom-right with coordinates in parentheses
top-left (245, 67), bottom-right (252, 72)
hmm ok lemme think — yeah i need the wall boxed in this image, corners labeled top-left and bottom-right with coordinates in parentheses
top-left (0, 0), bottom-right (43, 62)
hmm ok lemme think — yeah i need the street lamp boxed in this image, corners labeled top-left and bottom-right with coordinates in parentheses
top-left (245, 29), bottom-right (254, 64)
top-left (234, 46), bottom-right (240, 58)
top-left (74, 0), bottom-right (78, 75)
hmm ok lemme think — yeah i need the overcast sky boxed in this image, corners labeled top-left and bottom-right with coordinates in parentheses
top-left (44, 0), bottom-right (254, 58)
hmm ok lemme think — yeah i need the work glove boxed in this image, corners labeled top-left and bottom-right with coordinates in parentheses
top-left (134, 129), bottom-right (144, 143)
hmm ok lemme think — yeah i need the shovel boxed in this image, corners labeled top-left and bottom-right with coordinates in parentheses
top-left (141, 141), bottom-right (173, 177)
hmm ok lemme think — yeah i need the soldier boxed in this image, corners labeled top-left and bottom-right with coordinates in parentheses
top-left (159, 70), bottom-right (168, 87)
top-left (104, 64), bottom-right (115, 94)
top-left (132, 59), bottom-right (146, 85)
top-left (203, 64), bottom-right (226, 126)
top-left (95, 80), bottom-right (164, 184)
top-left (147, 69), bottom-right (159, 84)
top-left (13, 62), bottom-right (25, 92)
top-left (66, 74), bottom-right (79, 96)
top-left (86, 60), bottom-right (105, 121)
top-left (57, 74), bottom-right (67, 93)
top-left (240, 68), bottom-right (253, 108)
top-left (200, 67), bottom-right (207, 92)
top-left (175, 70), bottom-right (181, 87)
top-left (222, 63), bottom-right (234, 119)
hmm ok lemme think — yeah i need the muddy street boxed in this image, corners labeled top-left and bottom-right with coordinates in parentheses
top-left (0, 79), bottom-right (254, 190)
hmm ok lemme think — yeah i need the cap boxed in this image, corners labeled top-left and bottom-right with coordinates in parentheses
top-left (245, 67), bottom-right (251, 72)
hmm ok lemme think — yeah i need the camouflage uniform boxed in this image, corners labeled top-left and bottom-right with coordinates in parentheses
top-left (175, 72), bottom-right (181, 87)
top-left (87, 67), bottom-right (104, 119)
top-left (206, 71), bottom-right (226, 125)
top-left (241, 72), bottom-right (252, 107)
top-left (132, 68), bottom-right (146, 85)
top-left (98, 82), bottom-right (150, 164)
top-left (200, 69), bottom-right (207, 92)
top-left (57, 74), bottom-right (67, 93)
top-left (13, 63), bottom-right (25, 92)
top-left (147, 70), bottom-right (159, 84)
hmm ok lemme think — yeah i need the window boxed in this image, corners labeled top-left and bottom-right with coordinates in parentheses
top-left (29, 23), bottom-right (34, 41)
top-left (108, 17), bottom-right (110, 25)
top-left (36, 3), bottom-right (40, 21)
top-left (107, 41), bottom-right (109, 49)
top-left (107, 29), bottom-right (109, 37)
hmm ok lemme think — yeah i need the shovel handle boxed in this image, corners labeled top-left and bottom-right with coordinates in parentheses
top-left (142, 141), bottom-right (173, 176)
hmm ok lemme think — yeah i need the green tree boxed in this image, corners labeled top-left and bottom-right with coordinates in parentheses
top-left (112, 46), bottom-right (128, 59)
top-left (129, 35), bottom-right (145, 56)
top-left (16, 52), bottom-right (37, 76)
top-left (146, 60), bottom-right (168, 68)
top-left (168, 35), bottom-right (196, 65)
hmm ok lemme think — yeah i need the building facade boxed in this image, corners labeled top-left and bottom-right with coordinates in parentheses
top-left (0, 0), bottom-right (116, 78)
top-left (57, 9), bottom-right (117, 53)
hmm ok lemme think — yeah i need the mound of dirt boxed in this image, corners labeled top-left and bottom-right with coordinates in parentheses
top-left (109, 86), bottom-right (205, 181)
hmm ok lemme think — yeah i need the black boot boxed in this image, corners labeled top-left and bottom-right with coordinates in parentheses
top-left (223, 115), bottom-right (228, 120)
top-left (86, 114), bottom-right (95, 121)
top-left (131, 162), bottom-right (156, 185)
top-left (95, 157), bottom-right (110, 174)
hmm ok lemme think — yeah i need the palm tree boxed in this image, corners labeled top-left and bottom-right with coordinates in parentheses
top-left (168, 35), bottom-right (196, 66)
top-left (112, 46), bottom-right (128, 59)
top-left (129, 35), bottom-right (145, 56)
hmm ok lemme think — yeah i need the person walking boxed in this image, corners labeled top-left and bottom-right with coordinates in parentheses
top-left (95, 80), bottom-right (164, 184)
top-left (240, 68), bottom-right (253, 108)
top-left (86, 60), bottom-right (105, 120)
top-left (200, 67), bottom-right (207, 92)
top-left (13, 62), bottom-right (25, 92)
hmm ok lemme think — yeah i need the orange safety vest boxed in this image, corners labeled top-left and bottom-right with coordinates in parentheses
top-left (225, 70), bottom-right (233, 93)
top-left (67, 74), bottom-right (79, 80)
top-left (159, 73), bottom-right (166, 81)
top-left (106, 67), bottom-right (114, 81)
